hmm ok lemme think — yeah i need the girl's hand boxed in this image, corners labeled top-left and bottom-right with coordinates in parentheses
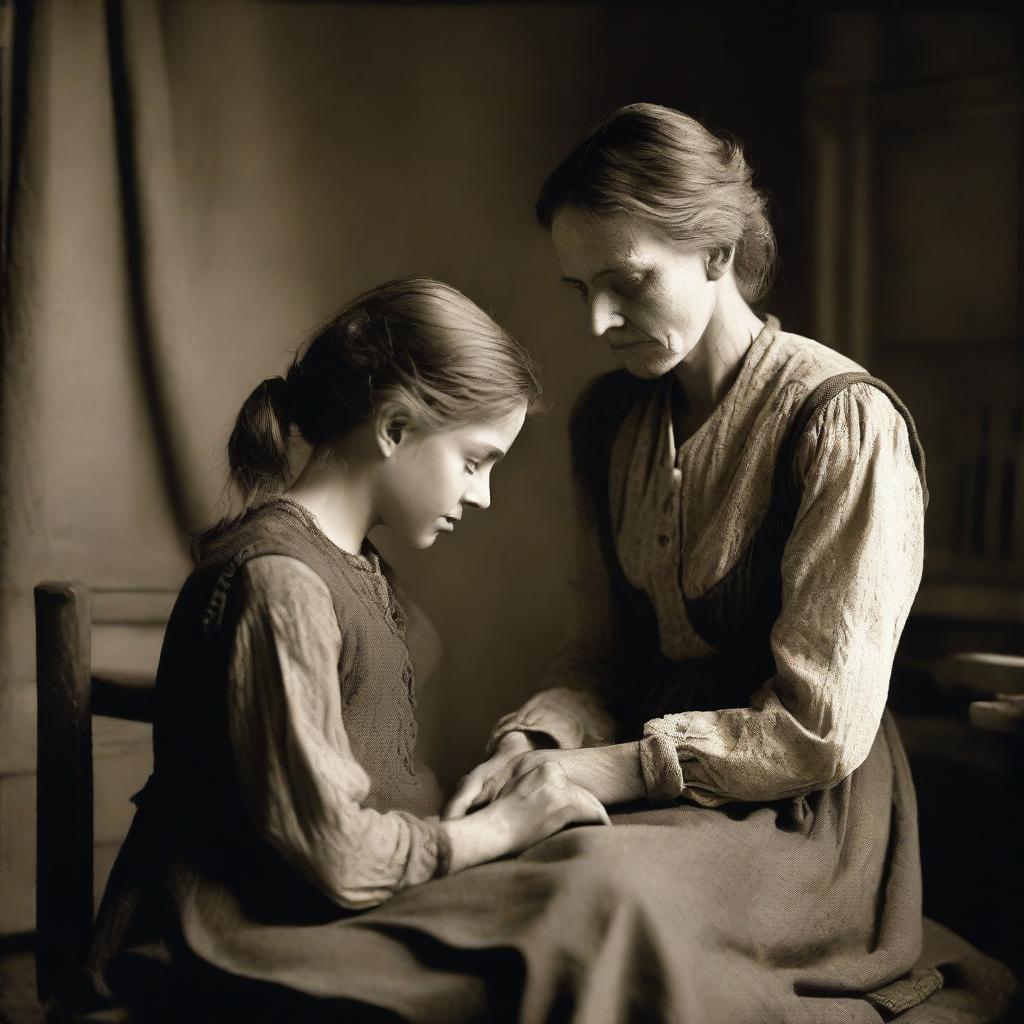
top-left (441, 759), bottom-right (610, 873)
top-left (442, 730), bottom-right (537, 820)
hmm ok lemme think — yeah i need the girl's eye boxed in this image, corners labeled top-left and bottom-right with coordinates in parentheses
top-left (465, 460), bottom-right (479, 475)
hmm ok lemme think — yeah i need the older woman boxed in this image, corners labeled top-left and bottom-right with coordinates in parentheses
top-left (435, 103), bottom-right (1016, 1022)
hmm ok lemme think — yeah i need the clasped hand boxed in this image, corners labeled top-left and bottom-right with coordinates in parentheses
top-left (437, 734), bottom-right (610, 873)
top-left (443, 731), bottom-right (545, 820)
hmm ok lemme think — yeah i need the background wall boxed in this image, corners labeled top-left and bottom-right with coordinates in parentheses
top-left (1, 1), bottom-right (1021, 946)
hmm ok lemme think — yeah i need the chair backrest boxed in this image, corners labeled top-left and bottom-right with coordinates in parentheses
top-left (33, 581), bottom-right (159, 1009)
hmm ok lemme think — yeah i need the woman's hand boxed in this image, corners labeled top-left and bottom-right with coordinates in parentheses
top-left (440, 759), bottom-right (610, 873)
top-left (442, 730), bottom-right (537, 820)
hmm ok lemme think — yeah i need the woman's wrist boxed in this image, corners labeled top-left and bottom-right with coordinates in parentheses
top-left (558, 742), bottom-right (645, 806)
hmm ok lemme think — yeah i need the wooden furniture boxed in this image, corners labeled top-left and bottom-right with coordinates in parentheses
top-left (34, 581), bottom-right (159, 1018)
top-left (892, 649), bottom-right (1024, 986)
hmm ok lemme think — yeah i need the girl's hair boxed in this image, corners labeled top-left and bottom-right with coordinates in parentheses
top-left (535, 103), bottom-right (777, 303)
top-left (198, 277), bottom-right (541, 549)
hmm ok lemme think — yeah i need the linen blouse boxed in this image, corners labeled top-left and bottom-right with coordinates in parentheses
top-left (226, 552), bottom-right (447, 909)
top-left (489, 323), bottom-right (925, 806)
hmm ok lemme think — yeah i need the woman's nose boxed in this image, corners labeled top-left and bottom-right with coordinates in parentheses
top-left (589, 291), bottom-right (625, 336)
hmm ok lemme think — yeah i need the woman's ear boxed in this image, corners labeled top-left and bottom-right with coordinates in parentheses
top-left (374, 402), bottom-right (411, 458)
top-left (705, 246), bottom-right (735, 282)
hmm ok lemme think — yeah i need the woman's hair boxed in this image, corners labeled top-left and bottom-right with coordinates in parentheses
top-left (535, 103), bottom-right (777, 303)
top-left (200, 277), bottom-right (540, 546)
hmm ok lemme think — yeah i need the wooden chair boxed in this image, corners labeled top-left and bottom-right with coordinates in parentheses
top-left (34, 581), bottom-right (161, 1020)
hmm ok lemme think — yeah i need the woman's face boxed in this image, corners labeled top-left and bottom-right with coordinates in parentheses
top-left (551, 207), bottom-right (716, 379)
top-left (378, 402), bottom-right (528, 549)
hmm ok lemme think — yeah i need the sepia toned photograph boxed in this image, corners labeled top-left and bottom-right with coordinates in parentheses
top-left (0, 1), bottom-right (1021, 1021)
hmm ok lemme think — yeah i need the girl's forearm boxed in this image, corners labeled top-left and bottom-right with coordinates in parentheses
top-left (439, 809), bottom-right (509, 874)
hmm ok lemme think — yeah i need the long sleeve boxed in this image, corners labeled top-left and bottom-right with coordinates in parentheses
top-left (488, 469), bottom-right (619, 753)
top-left (226, 555), bottom-right (447, 910)
top-left (639, 384), bottom-right (925, 804)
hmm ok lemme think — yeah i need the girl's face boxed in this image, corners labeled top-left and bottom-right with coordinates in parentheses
top-left (378, 402), bottom-right (528, 549)
top-left (551, 206), bottom-right (716, 380)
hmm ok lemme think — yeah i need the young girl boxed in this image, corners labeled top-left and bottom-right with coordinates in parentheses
top-left (90, 277), bottom-right (608, 1015)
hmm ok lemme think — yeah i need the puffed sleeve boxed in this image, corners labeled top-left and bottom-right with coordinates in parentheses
top-left (639, 383), bottom-right (925, 804)
top-left (487, 465), bottom-right (619, 753)
top-left (226, 555), bottom-right (449, 909)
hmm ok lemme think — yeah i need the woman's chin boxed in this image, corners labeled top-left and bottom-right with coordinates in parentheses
top-left (616, 345), bottom-right (682, 380)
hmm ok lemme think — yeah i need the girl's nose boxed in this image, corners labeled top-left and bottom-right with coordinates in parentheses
top-left (589, 291), bottom-right (626, 337)
top-left (464, 475), bottom-right (491, 511)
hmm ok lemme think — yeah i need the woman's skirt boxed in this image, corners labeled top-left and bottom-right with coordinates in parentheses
top-left (112, 714), bottom-right (1016, 1023)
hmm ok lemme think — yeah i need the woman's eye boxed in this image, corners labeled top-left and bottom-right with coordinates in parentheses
top-left (465, 460), bottom-right (479, 475)
top-left (619, 272), bottom-right (651, 297)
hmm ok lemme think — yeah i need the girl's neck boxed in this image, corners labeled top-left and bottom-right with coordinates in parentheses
top-left (672, 278), bottom-right (763, 417)
top-left (284, 440), bottom-right (377, 555)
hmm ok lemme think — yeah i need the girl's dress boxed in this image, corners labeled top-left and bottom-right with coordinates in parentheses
top-left (93, 322), bottom-right (1016, 1023)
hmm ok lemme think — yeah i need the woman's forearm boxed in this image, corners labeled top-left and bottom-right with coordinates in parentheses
top-left (557, 742), bottom-right (646, 805)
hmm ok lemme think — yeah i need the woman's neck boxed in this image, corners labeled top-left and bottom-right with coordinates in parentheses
top-left (285, 440), bottom-right (377, 555)
top-left (672, 278), bottom-right (763, 418)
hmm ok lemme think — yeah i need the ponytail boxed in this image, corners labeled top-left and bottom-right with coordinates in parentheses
top-left (227, 375), bottom-right (293, 510)
top-left (192, 376), bottom-right (292, 557)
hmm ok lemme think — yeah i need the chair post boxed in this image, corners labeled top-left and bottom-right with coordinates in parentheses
top-left (34, 581), bottom-right (95, 1005)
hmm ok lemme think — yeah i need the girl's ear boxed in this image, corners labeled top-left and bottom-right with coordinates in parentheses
top-left (374, 401), bottom-right (411, 458)
top-left (705, 246), bottom-right (735, 282)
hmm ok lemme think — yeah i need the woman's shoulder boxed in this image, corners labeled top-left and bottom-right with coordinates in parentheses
top-left (755, 327), bottom-right (918, 438)
top-left (760, 327), bottom-right (867, 398)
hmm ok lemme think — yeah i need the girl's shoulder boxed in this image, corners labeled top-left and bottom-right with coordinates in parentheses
top-left (195, 551), bottom-right (338, 646)
top-left (234, 554), bottom-right (334, 613)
